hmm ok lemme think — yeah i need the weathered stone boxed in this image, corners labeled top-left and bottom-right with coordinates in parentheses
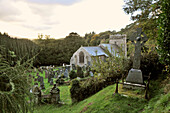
top-left (50, 79), bottom-right (54, 85)
top-left (126, 69), bottom-right (143, 84)
top-left (125, 28), bottom-right (148, 85)
top-left (64, 69), bottom-right (69, 78)
top-left (50, 84), bottom-right (60, 103)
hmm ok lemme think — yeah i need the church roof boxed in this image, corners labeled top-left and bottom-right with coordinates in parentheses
top-left (82, 46), bottom-right (108, 57)
top-left (99, 44), bottom-right (120, 54)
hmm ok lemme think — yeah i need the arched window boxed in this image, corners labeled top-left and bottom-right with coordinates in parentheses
top-left (79, 51), bottom-right (84, 63)
top-left (75, 55), bottom-right (77, 65)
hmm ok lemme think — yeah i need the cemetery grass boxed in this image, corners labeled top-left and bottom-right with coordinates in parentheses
top-left (31, 70), bottom-right (169, 113)
top-left (34, 84), bottom-right (148, 113)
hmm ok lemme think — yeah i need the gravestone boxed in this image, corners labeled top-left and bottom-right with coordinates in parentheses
top-left (45, 70), bottom-right (48, 78)
top-left (125, 28), bottom-right (148, 84)
top-left (48, 76), bottom-right (51, 83)
top-left (72, 64), bottom-right (76, 70)
top-left (36, 72), bottom-right (39, 76)
top-left (37, 76), bottom-right (41, 82)
top-left (50, 84), bottom-right (60, 103)
top-left (40, 82), bottom-right (45, 90)
top-left (90, 71), bottom-right (94, 77)
top-left (54, 75), bottom-right (57, 78)
top-left (32, 83), bottom-right (41, 104)
top-left (29, 74), bottom-right (32, 78)
top-left (40, 76), bottom-right (44, 84)
top-left (64, 69), bottom-right (69, 78)
top-left (34, 78), bottom-right (37, 82)
top-left (50, 78), bottom-right (54, 85)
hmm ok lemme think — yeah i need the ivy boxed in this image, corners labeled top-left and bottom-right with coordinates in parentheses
top-left (157, 0), bottom-right (170, 71)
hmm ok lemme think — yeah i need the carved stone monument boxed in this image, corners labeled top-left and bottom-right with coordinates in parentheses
top-left (125, 28), bottom-right (148, 84)
top-left (50, 84), bottom-right (60, 104)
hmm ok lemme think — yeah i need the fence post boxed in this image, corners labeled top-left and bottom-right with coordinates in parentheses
top-left (115, 79), bottom-right (119, 94)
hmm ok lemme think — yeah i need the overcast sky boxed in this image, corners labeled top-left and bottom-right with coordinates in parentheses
top-left (0, 0), bottom-right (132, 39)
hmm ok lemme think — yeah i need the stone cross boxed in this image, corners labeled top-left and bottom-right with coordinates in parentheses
top-left (129, 28), bottom-right (148, 69)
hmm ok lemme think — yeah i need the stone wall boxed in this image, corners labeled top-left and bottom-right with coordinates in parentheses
top-left (109, 34), bottom-right (127, 57)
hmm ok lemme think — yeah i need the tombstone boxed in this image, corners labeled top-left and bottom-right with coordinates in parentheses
top-left (36, 72), bottom-right (39, 76)
top-left (45, 70), bottom-right (48, 78)
top-left (90, 71), bottom-right (94, 77)
top-left (64, 69), bottom-right (69, 78)
top-left (37, 76), bottom-right (41, 82)
top-left (29, 74), bottom-right (32, 78)
top-left (60, 70), bottom-right (63, 75)
top-left (32, 83), bottom-right (42, 104)
top-left (48, 75), bottom-right (51, 83)
top-left (52, 71), bottom-right (55, 78)
top-left (57, 75), bottom-right (61, 79)
top-left (40, 82), bottom-right (45, 90)
top-left (34, 68), bottom-right (37, 72)
top-left (50, 84), bottom-right (60, 104)
top-left (40, 76), bottom-right (44, 83)
top-left (67, 66), bottom-right (71, 72)
top-left (34, 78), bottom-right (37, 82)
top-left (125, 28), bottom-right (148, 84)
top-left (54, 75), bottom-right (57, 78)
top-left (72, 64), bottom-right (76, 70)
top-left (50, 78), bottom-right (54, 85)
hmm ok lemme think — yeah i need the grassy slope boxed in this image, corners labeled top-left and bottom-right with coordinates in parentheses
top-left (31, 70), bottom-right (169, 113)
top-left (35, 84), bottom-right (147, 113)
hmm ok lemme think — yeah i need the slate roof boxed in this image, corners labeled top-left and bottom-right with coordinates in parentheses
top-left (82, 46), bottom-right (108, 57)
top-left (99, 44), bottom-right (120, 53)
top-left (82, 44), bottom-right (120, 57)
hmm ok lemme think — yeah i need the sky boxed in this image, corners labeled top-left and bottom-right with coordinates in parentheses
top-left (0, 0), bottom-right (133, 39)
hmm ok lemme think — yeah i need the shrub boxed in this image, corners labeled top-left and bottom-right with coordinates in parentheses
top-left (84, 71), bottom-right (90, 77)
top-left (70, 79), bottom-right (81, 103)
top-left (77, 66), bottom-right (84, 78)
top-left (69, 70), bottom-right (77, 80)
top-left (70, 70), bottom-right (125, 103)
top-left (55, 78), bottom-right (64, 85)
top-left (140, 52), bottom-right (164, 80)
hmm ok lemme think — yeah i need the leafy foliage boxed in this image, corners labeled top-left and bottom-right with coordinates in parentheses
top-left (0, 46), bottom-right (34, 113)
top-left (157, 0), bottom-right (170, 70)
top-left (34, 32), bottom-right (86, 66)
top-left (0, 32), bottom-right (39, 66)
top-left (69, 70), bottom-right (77, 80)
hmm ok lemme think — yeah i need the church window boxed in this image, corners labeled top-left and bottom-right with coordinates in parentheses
top-left (79, 51), bottom-right (84, 63)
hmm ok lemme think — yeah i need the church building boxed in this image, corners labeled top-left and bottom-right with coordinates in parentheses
top-left (70, 34), bottom-right (127, 67)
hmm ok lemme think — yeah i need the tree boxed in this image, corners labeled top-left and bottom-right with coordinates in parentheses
top-left (157, 0), bottom-right (170, 70)
top-left (123, 0), bottom-right (160, 21)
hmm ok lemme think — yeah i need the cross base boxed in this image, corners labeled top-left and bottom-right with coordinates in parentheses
top-left (126, 68), bottom-right (144, 84)
top-left (122, 82), bottom-right (145, 90)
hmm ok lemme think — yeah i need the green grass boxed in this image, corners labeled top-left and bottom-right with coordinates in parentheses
top-left (34, 84), bottom-right (147, 113)
top-left (30, 70), bottom-right (169, 113)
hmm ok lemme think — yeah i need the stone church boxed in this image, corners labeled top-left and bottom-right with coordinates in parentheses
top-left (70, 34), bottom-right (127, 67)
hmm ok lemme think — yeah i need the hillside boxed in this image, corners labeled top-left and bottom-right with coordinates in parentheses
top-left (35, 75), bottom-right (170, 113)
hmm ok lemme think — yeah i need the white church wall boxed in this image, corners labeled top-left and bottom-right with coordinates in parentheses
top-left (70, 47), bottom-right (92, 67)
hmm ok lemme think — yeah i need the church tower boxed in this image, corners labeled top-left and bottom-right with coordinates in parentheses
top-left (109, 34), bottom-right (127, 57)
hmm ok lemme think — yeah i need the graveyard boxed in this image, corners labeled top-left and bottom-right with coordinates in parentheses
top-left (0, 0), bottom-right (169, 113)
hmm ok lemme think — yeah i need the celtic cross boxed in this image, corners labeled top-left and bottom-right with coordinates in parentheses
top-left (129, 28), bottom-right (148, 69)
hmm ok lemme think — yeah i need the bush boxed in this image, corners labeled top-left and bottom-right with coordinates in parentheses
top-left (84, 71), bottom-right (90, 77)
top-left (140, 52), bottom-right (164, 80)
top-left (70, 70), bottom-right (124, 103)
top-left (77, 66), bottom-right (84, 78)
top-left (69, 70), bottom-right (77, 80)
